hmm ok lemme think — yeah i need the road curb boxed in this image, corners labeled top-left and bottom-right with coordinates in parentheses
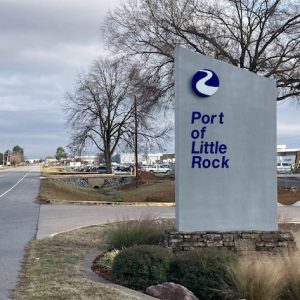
top-left (48, 200), bottom-right (175, 207)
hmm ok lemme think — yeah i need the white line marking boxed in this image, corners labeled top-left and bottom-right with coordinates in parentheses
top-left (0, 172), bottom-right (31, 199)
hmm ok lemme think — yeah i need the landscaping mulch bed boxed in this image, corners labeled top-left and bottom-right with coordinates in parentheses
top-left (278, 186), bottom-right (300, 205)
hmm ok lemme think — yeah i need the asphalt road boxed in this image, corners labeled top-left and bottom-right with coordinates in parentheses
top-left (0, 166), bottom-right (40, 300)
top-left (278, 174), bottom-right (300, 190)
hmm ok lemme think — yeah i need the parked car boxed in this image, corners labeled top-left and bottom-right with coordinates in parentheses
top-left (96, 166), bottom-right (108, 174)
top-left (277, 162), bottom-right (292, 174)
top-left (113, 165), bottom-right (133, 174)
top-left (115, 166), bottom-right (131, 172)
top-left (145, 164), bottom-right (170, 174)
top-left (86, 166), bottom-right (96, 172)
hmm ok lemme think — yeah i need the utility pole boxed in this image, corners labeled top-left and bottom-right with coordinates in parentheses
top-left (1, 144), bottom-right (4, 166)
top-left (134, 95), bottom-right (139, 189)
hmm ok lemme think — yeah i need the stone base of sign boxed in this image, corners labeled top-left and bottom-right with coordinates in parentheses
top-left (165, 230), bottom-right (297, 255)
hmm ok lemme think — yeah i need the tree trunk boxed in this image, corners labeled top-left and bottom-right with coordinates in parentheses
top-left (105, 154), bottom-right (112, 174)
top-left (104, 142), bottom-right (112, 174)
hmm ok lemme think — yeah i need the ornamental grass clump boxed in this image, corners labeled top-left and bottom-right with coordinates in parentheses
top-left (280, 255), bottom-right (300, 300)
top-left (107, 216), bottom-right (167, 249)
top-left (223, 256), bottom-right (283, 300)
top-left (112, 245), bottom-right (172, 290)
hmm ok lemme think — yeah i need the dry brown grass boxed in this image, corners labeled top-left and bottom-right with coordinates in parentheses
top-left (41, 166), bottom-right (69, 175)
top-left (115, 180), bottom-right (174, 202)
top-left (0, 166), bottom-right (10, 171)
top-left (39, 179), bottom-right (108, 203)
top-left (39, 178), bottom-right (175, 203)
top-left (12, 224), bottom-right (140, 300)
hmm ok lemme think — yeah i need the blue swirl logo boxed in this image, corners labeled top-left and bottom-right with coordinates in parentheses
top-left (191, 69), bottom-right (220, 97)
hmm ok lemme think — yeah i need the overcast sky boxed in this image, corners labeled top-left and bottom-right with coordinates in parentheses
top-left (0, 0), bottom-right (119, 158)
top-left (0, 0), bottom-right (299, 158)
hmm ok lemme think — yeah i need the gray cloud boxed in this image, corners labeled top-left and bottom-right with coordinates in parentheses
top-left (0, 0), bottom-right (120, 157)
top-left (0, 110), bottom-right (67, 157)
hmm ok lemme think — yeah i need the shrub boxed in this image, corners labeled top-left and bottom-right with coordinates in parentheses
top-left (112, 245), bottom-right (172, 290)
top-left (169, 248), bottom-right (237, 300)
top-left (107, 217), bottom-right (167, 249)
top-left (223, 257), bottom-right (283, 300)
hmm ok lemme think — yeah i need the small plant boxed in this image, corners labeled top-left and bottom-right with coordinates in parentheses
top-left (223, 256), bottom-right (283, 300)
top-left (169, 248), bottom-right (237, 300)
top-left (96, 249), bottom-right (120, 271)
top-left (112, 245), bottom-right (172, 290)
top-left (107, 216), bottom-right (167, 248)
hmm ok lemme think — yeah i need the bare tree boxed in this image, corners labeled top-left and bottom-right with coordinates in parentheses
top-left (65, 58), bottom-right (171, 173)
top-left (104, 0), bottom-right (300, 101)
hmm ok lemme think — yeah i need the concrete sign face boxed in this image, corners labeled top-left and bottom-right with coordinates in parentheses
top-left (175, 47), bottom-right (277, 232)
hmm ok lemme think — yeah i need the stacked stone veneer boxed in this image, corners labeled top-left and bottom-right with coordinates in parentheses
top-left (165, 230), bottom-right (297, 254)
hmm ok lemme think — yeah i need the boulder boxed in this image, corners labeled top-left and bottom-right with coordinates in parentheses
top-left (145, 282), bottom-right (198, 300)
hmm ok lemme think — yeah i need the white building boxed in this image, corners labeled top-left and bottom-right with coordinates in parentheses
top-left (277, 145), bottom-right (300, 167)
top-left (120, 153), bottom-right (144, 164)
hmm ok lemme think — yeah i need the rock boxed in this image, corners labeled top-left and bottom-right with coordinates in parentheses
top-left (59, 178), bottom-right (89, 188)
top-left (145, 282), bottom-right (198, 300)
top-left (102, 177), bottom-right (133, 188)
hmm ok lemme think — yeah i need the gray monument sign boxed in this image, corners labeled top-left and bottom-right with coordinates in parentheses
top-left (175, 47), bottom-right (277, 232)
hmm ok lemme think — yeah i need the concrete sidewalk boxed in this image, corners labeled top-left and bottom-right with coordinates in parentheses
top-left (37, 204), bottom-right (175, 239)
top-left (36, 204), bottom-right (300, 240)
